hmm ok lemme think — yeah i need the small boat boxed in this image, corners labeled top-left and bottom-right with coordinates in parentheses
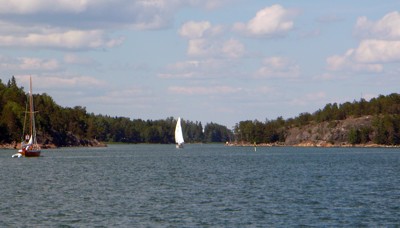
top-left (175, 117), bottom-right (184, 149)
top-left (12, 76), bottom-right (41, 158)
top-left (11, 153), bottom-right (22, 158)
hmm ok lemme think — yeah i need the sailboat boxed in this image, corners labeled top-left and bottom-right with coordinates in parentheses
top-left (175, 117), bottom-right (184, 149)
top-left (12, 76), bottom-right (41, 158)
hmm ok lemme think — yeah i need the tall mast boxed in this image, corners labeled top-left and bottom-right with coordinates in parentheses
top-left (29, 76), bottom-right (37, 145)
top-left (29, 76), bottom-right (33, 137)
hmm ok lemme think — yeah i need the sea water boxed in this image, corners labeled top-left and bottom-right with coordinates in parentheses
top-left (1, 144), bottom-right (399, 227)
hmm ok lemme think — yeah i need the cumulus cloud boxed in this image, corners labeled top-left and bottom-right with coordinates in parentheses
top-left (179, 21), bottom-right (212, 39)
top-left (222, 39), bottom-right (245, 58)
top-left (179, 21), bottom-right (223, 57)
top-left (354, 11), bottom-right (400, 63)
top-left (327, 11), bottom-right (400, 73)
top-left (0, 0), bottom-right (234, 50)
top-left (0, 0), bottom-right (235, 30)
top-left (354, 39), bottom-right (400, 63)
top-left (256, 57), bottom-right (300, 78)
top-left (233, 4), bottom-right (297, 38)
top-left (0, 1), bottom-right (172, 29)
top-left (179, 20), bottom-right (244, 58)
top-left (355, 11), bottom-right (400, 40)
top-left (326, 49), bottom-right (383, 73)
top-left (187, 39), bottom-right (215, 56)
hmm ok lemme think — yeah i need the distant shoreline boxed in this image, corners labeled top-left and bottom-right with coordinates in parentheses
top-left (2, 141), bottom-right (398, 149)
top-left (0, 140), bottom-right (107, 150)
top-left (226, 141), bottom-right (400, 148)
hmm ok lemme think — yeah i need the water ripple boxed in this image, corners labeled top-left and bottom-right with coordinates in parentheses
top-left (1, 145), bottom-right (399, 227)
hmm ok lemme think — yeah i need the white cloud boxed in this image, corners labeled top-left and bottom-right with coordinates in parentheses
top-left (0, 55), bottom-right (60, 71)
top-left (354, 39), bottom-right (400, 63)
top-left (0, 0), bottom-right (231, 50)
top-left (16, 75), bottom-right (106, 89)
top-left (13, 75), bottom-right (108, 106)
top-left (0, 0), bottom-right (89, 14)
top-left (19, 58), bottom-right (60, 71)
top-left (352, 12), bottom-right (400, 64)
top-left (222, 39), bottom-right (245, 58)
top-left (187, 39), bottom-right (214, 56)
top-left (327, 11), bottom-right (400, 73)
top-left (179, 20), bottom-right (244, 58)
top-left (355, 11), bottom-right (400, 40)
top-left (256, 57), bottom-right (300, 78)
top-left (326, 49), bottom-right (383, 73)
top-left (233, 4), bottom-right (296, 38)
top-left (0, 0), bottom-right (237, 31)
top-left (179, 21), bottom-right (212, 39)
top-left (0, 1), bottom-right (172, 30)
top-left (179, 20), bottom-right (228, 57)
top-left (0, 29), bottom-right (124, 50)
top-left (0, 1), bottom-right (234, 51)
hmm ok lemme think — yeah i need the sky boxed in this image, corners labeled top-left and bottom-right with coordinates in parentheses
top-left (1, 0), bottom-right (400, 129)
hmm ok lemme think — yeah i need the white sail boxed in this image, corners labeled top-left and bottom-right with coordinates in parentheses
top-left (175, 117), bottom-right (184, 146)
top-left (27, 135), bottom-right (33, 145)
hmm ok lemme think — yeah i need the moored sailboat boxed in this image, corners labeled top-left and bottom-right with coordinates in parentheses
top-left (175, 117), bottom-right (184, 149)
top-left (12, 76), bottom-right (41, 158)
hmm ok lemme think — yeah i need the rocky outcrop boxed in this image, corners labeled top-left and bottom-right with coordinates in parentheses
top-left (285, 116), bottom-right (374, 147)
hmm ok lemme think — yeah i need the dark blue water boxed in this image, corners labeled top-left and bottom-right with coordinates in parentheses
top-left (1, 145), bottom-right (399, 227)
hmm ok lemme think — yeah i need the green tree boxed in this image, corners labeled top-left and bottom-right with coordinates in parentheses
top-left (348, 128), bottom-right (361, 145)
top-left (204, 122), bottom-right (232, 143)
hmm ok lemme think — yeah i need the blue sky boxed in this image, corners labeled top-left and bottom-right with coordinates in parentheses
top-left (1, 1), bottom-right (400, 128)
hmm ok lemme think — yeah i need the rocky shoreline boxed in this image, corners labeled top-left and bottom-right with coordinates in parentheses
top-left (227, 115), bottom-right (400, 148)
top-left (0, 139), bottom-right (107, 150)
top-left (226, 141), bottom-right (400, 148)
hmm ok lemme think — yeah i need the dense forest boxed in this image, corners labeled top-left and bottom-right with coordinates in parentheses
top-left (0, 77), bottom-right (233, 147)
top-left (234, 93), bottom-right (400, 145)
top-left (2, 76), bottom-right (400, 147)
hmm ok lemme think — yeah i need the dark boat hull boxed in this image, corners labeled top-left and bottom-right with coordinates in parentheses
top-left (176, 143), bottom-right (184, 149)
top-left (24, 151), bottom-right (41, 157)
top-left (19, 149), bottom-right (41, 157)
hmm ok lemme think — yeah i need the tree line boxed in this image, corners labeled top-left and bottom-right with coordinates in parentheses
top-left (3, 76), bottom-right (400, 146)
top-left (0, 77), bottom-right (233, 146)
top-left (234, 93), bottom-right (400, 145)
